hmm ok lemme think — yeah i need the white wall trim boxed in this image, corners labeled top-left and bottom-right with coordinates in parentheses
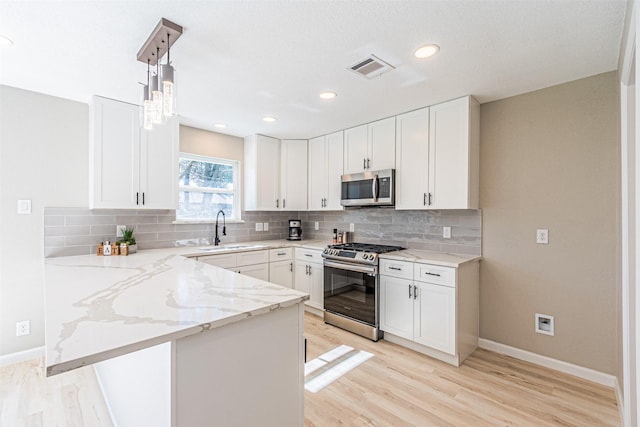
top-left (478, 339), bottom-right (616, 388)
top-left (617, 376), bottom-right (626, 426)
top-left (0, 346), bottom-right (45, 367)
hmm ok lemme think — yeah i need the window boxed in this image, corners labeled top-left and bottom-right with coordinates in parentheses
top-left (177, 153), bottom-right (241, 221)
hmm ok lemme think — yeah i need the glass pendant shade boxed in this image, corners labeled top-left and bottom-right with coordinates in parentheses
top-left (142, 84), bottom-right (154, 130)
top-left (161, 63), bottom-right (176, 116)
top-left (150, 73), bottom-right (164, 124)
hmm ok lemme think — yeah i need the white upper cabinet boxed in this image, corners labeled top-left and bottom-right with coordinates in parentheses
top-left (343, 117), bottom-right (395, 174)
top-left (308, 131), bottom-right (344, 210)
top-left (395, 96), bottom-right (479, 210)
top-left (244, 136), bottom-right (307, 211)
top-left (90, 96), bottom-right (178, 209)
top-left (244, 134), bottom-right (280, 211)
top-left (428, 96), bottom-right (480, 209)
top-left (280, 139), bottom-right (308, 211)
top-left (395, 107), bottom-right (430, 210)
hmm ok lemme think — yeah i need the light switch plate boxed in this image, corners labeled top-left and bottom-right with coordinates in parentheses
top-left (263, 222), bottom-right (269, 231)
top-left (314, 222), bottom-right (319, 231)
top-left (349, 223), bottom-right (355, 232)
top-left (255, 222), bottom-right (264, 231)
top-left (17, 199), bottom-right (31, 214)
top-left (443, 226), bottom-right (451, 239)
top-left (536, 229), bottom-right (549, 244)
top-left (116, 225), bottom-right (126, 238)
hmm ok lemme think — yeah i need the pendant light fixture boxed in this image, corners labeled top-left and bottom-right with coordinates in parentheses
top-left (142, 59), bottom-right (154, 130)
top-left (136, 18), bottom-right (182, 129)
top-left (161, 33), bottom-right (176, 117)
top-left (151, 47), bottom-right (164, 124)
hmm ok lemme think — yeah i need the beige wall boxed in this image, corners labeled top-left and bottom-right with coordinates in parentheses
top-left (179, 125), bottom-right (243, 162)
top-left (480, 71), bottom-right (620, 374)
top-left (0, 86), bottom-right (89, 355)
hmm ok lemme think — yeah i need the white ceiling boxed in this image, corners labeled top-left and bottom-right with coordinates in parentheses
top-left (0, 0), bottom-right (627, 140)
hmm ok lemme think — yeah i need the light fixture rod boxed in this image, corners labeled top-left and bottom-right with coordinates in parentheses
top-left (136, 18), bottom-right (182, 65)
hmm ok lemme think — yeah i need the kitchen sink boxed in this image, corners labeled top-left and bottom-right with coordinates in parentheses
top-left (197, 244), bottom-right (266, 252)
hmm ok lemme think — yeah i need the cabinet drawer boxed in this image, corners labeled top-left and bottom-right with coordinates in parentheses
top-left (237, 250), bottom-right (269, 267)
top-left (269, 247), bottom-right (293, 262)
top-left (414, 263), bottom-right (455, 287)
top-left (380, 259), bottom-right (414, 280)
top-left (295, 248), bottom-right (323, 264)
top-left (199, 253), bottom-right (238, 268)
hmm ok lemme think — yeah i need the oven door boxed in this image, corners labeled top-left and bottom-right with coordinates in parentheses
top-left (323, 260), bottom-right (378, 326)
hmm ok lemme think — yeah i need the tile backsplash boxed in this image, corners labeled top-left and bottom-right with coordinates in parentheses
top-left (43, 207), bottom-right (481, 258)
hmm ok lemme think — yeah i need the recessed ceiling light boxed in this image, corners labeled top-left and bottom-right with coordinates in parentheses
top-left (263, 116), bottom-right (277, 123)
top-left (320, 91), bottom-right (337, 100)
top-left (414, 44), bottom-right (440, 59)
top-left (214, 123), bottom-right (227, 129)
top-left (0, 35), bottom-right (14, 47)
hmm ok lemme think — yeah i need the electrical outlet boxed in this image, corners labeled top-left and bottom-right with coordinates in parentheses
top-left (255, 223), bottom-right (264, 231)
top-left (314, 221), bottom-right (319, 231)
top-left (535, 313), bottom-right (554, 336)
top-left (16, 320), bottom-right (30, 336)
top-left (263, 222), bottom-right (269, 231)
top-left (443, 226), bottom-right (451, 239)
top-left (17, 199), bottom-right (31, 214)
top-left (536, 229), bottom-right (549, 244)
top-left (349, 223), bottom-right (355, 232)
top-left (116, 225), bottom-right (126, 238)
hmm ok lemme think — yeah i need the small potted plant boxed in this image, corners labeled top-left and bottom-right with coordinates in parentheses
top-left (117, 226), bottom-right (137, 255)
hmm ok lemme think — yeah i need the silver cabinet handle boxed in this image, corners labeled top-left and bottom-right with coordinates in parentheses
top-left (304, 253), bottom-right (313, 257)
top-left (276, 199), bottom-right (279, 208)
top-left (423, 193), bottom-right (427, 206)
top-left (389, 266), bottom-right (402, 271)
top-left (277, 252), bottom-right (286, 256)
top-left (283, 199), bottom-right (286, 209)
top-left (289, 262), bottom-right (293, 272)
top-left (408, 284), bottom-right (412, 298)
top-left (425, 272), bottom-right (441, 277)
top-left (363, 158), bottom-right (366, 170)
top-left (428, 193), bottom-right (432, 206)
top-left (413, 285), bottom-right (418, 299)
top-left (367, 158), bottom-right (370, 169)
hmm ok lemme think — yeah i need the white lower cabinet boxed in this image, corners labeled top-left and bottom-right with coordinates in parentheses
top-left (380, 258), bottom-right (479, 366)
top-left (198, 250), bottom-right (269, 279)
top-left (269, 248), bottom-right (294, 288)
top-left (294, 248), bottom-right (323, 310)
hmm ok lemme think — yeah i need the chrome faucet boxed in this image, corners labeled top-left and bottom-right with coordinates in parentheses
top-left (214, 210), bottom-right (226, 246)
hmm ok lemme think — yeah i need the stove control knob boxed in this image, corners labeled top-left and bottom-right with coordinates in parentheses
top-left (363, 254), bottom-right (370, 260)
top-left (323, 248), bottom-right (328, 254)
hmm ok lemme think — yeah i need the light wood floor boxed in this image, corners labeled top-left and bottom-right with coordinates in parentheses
top-left (1, 313), bottom-right (620, 426)
top-left (304, 313), bottom-right (620, 427)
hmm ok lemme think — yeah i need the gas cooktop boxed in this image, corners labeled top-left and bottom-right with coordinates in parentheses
top-left (322, 242), bottom-right (405, 265)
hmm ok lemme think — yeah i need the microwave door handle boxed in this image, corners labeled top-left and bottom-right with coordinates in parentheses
top-left (372, 174), bottom-right (379, 202)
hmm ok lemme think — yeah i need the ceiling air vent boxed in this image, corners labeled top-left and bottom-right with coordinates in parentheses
top-left (349, 54), bottom-right (395, 79)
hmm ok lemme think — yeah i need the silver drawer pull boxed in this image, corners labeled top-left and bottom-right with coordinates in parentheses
top-left (388, 266), bottom-right (402, 271)
top-left (277, 252), bottom-right (286, 256)
top-left (408, 284), bottom-right (412, 298)
top-left (304, 254), bottom-right (313, 257)
top-left (425, 272), bottom-right (441, 277)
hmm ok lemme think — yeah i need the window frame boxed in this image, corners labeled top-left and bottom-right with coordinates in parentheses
top-left (176, 152), bottom-right (242, 222)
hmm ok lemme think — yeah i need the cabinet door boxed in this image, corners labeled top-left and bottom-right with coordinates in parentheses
top-left (380, 275), bottom-right (414, 340)
top-left (368, 117), bottom-right (396, 171)
top-left (308, 263), bottom-right (324, 309)
top-left (245, 135), bottom-right (281, 211)
top-left (198, 253), bottom-right (238, 268)
top-left (294, 263), bottom-right (311, 295)
top-left (90, 96), bottom-right (140, 209)
top-left (308, 136), bottom-right (326, 211)
top-left (238, 263), bottom-right (269, 281)
top-left (280, 140), bottom-right (308, 210)
top-left (325, 131), bottom-right (344, 210)
top-left (270, 260), bottom-right (294, 288)
top-left (395, 108), bottom-right (430, 210)
top-left (343, 124), bottom-right (368, 174)
top-left (414, 282), bottom-right (456, 355)
top-left (139, 117), bottom-right (179, 209)
top-left (428, 96), bottom-right (479, 209)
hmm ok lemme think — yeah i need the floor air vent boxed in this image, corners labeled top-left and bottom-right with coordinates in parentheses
top-left (349, 54), bottom-right (395, 79)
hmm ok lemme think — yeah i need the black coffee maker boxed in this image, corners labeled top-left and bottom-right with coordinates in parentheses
top-left (288, 219), bottom-right (302, 241)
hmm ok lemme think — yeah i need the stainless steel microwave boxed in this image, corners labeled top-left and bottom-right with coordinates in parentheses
top-left (340, 169), bottom-right (395, 207)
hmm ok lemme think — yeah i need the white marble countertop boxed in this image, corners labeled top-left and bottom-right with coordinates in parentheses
top-left (380, 249), bottom-right (481, 267)
top-left (44, 248), bottom-right (309, 376)
top-left (174, 239), bottom-right (330, 258)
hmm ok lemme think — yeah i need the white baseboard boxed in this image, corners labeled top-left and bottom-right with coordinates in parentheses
top-left (478, 338), bottom-right (616, 388)
top-left (614, 377), bottom-right (625, 426)
top-left (0, 346), bottom-right (45, 367)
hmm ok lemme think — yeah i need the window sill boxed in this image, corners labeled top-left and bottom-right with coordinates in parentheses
top-left (173, 219), bottom-right (245, 225)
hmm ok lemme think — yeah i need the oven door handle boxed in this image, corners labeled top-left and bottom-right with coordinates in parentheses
top-left (324, 260), bottom-right (377, 275)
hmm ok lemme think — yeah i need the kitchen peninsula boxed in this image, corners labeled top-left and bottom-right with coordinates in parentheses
top-left (44, 249), bottom-right (308, 426)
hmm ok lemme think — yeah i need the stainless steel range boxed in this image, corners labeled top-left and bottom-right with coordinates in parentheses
top-left (322, 242), bottom-right (404, 341)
